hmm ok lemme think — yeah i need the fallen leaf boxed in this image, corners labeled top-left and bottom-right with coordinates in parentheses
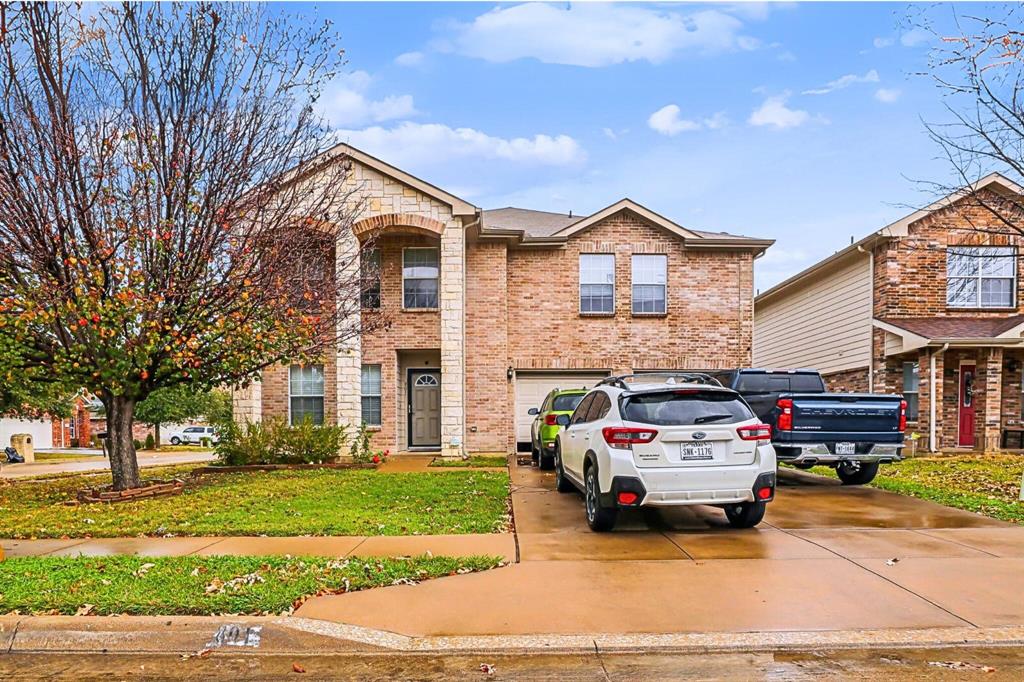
top-left (292, 662), bottom-right (306, 674)
top-left (928, 661), bottom-right (996, 672)
top-left (74, 603), bottom-right (94, 616)
top-left (480, 663), bottom-right (495, 675)
top-left (885, 557), bottom-right (900, 566)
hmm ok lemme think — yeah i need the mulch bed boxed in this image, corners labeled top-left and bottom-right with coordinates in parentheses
top-left (75, 479), bottom-right (185, 504)
top-left (189, 462), bottom-right (379, 475)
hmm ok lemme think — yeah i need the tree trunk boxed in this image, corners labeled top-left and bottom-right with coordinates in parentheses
top-left (105, 395), bottom-right (141, 491)
top-left (154, 422), bottom-right (161, 451)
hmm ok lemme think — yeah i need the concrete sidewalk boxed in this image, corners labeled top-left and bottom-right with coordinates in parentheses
top-left (2, 533), bottom-right (516, 561)
top-left (294, 460), bottom-right (1024, 637)
top-left (0, 450), bottom-right (216, 479)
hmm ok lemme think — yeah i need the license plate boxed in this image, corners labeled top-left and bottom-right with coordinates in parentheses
top-left (680, 441), bottom-right (714, 461)
top-left (835, 442), bottom-right (856, 455)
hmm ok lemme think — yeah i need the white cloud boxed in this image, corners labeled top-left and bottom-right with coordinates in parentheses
top-left (648, 105), bottom-right (729, 136)
top-left (873, 37), bottom-right (894, 49)
top-left (748, 93), bottom-right (811, 130)
top-left (319, 71), bottom-right (418, 127)
top-left (333, 122), bottom-right (586, 168)
top-left (394, 51), bottom-right (424, 67)
top-left (802, 69), bottom-right (879, 95)
top-left (776, 50), bottom-right (797, 62)
top-left (900, 27), bottom-right (931, 47)
top-left (874, 87), bottom-right (902, 103)
top-left (602, 127), bottom-right (618, 140)
top-left (443, 3), bottom-right (760, 67)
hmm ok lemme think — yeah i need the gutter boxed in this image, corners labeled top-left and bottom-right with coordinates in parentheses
top-left (930, 343), bottom-right (949, 453)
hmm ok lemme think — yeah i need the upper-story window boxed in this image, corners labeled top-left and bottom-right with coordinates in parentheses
top-left (580, 254), bottom-right (615, 314)
top-left (361, 248), bottom-right (381, 309)
top-left (632, 254), bottom-right (667, 314)
top-left (946, 246), bottom-right (1016, 308)
top-left (403, 247), bottom-right (439, 309)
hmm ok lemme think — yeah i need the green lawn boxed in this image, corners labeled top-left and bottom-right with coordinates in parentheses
top-left (429, 455), bottom-right (508, 468)
top-left (0, 554), bottom-right (503, 616)
top-left (31, 451), bottom-right (104, 463)
top-left (799, 455), bottom-right (1024, 524)
top-left (0, 466), bottom-right (511, 538)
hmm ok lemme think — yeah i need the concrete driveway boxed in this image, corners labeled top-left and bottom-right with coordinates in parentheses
top-left (297, 459), bottom-right (1024, 639)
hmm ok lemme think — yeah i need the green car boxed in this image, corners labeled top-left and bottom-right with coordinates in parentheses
top-left (527, 388), bottom-right (588, 470)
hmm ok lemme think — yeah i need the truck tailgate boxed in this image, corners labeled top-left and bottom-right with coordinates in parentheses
top-left (789, 393), bottom-right (903, 436)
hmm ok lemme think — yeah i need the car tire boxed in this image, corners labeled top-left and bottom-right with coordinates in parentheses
top-left (584, 463), bottom-right (617, 532)
top-left (724, 501), bottom-right (766, 529)
top-left (836, 461), bottom-right (879, 485)
top-left (790, 462), bottom-right (815, 470)
top-left (538, 450), bottom-right (555, 470)
top-left (170, 437), bottom-right (181, 445)
top-left (554, 446), bottom-right (575, 493)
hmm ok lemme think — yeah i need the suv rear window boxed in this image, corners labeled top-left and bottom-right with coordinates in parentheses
top-left (735, 373), bottom-right (824, 393)
top-left (621, 390), bottom-right (754, 426)
top-left (552, 394), bottom-right (585, 412)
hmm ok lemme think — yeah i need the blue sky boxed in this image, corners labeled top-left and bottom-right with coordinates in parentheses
top-left (298, 2), bottom-right (973, 291)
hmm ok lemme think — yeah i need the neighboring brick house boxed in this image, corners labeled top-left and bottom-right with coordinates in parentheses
top-left (234, 144), bottom-right (773, 454)
top-left (754, 173), bottom-right (1024, 453)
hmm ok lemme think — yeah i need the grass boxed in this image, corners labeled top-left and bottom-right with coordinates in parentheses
top-left (797, 455), bottom-right (1024, 524)
top-left (0, 465), bottom-right (511, 538)
top-left (31, 452), bottom-right (104, 463)
top-left (0, 554), bottom-right (503, 616)
top-left (429, 455), bottom-right (508, 468)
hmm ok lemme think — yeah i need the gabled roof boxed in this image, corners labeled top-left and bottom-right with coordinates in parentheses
top-left (480, 201), bottom-right (772, 252)
top-left (304, 142), bottom-right (478, 216)
top-left (876, 315), bottom-right (1024, 340)
top-left (756, 172), bottom-right (1024, 306)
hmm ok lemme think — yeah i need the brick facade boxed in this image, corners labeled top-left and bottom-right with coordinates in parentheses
top-left (239, 154), bottom-right (763, 455)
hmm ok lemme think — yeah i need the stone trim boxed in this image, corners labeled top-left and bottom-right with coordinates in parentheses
top-left (352, 213), bottom-right (447, 242)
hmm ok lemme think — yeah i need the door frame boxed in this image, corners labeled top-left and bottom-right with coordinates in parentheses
top-left (957, 360), bottom-right (976, 448)
top-left (406, 368), bottom-right (442, 449)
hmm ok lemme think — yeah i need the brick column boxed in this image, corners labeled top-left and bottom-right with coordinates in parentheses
top-left (336, 228), bottom-right (362, 432)
top-left (232, 382), bottom-right (262, 424)
top-left (440, 220), bottom-right (465, 457)
top-left (917, 348), bottom-right (945, 453)
top-left (982, 347), bottom-right (1003, 451)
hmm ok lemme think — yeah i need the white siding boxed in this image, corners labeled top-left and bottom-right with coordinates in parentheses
top-left (0, 417), bottom-right (53, 450)
top-left (754, 253), bottom-right (872, 374)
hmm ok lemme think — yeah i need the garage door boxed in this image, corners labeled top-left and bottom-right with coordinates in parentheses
top-left (0, 417), bottom-right (54, 450)
top-left (514, 372), bottom-right (608, 445)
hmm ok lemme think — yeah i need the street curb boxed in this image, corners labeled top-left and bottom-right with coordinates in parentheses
top-left (5, 616), bottom-right (1024, 656)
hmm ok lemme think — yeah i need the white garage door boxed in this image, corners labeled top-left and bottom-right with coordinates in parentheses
top-left (0, 417), bottom-right (54, 450)
top-left (514, 372), bottom-right (608, 445)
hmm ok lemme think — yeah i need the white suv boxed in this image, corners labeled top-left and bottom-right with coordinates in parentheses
top-left (169, 426), bottom-right (219, 446)
top-left (553, 374), bottom-right (777, 531)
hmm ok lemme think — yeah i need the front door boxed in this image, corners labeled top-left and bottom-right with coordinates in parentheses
top-left (958, 364), bottom-right (976, 447)
top-left (409, 370), bottom-right (441, 448)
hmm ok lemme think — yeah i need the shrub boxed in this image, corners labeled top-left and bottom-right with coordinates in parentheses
top-left (69, 438), bottom-right (79, 448)
top-left (132, 439), bottom-right (143, 451)
top-left (214, 418), bottom-right (346, 466)
top-left (349, 422), bottom-right (387, 464)
top-left (144, 433), bottom-right (155, 450)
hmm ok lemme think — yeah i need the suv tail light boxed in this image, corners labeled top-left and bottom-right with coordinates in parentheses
top-left (737, 424), bottom-right (772, 441)
top-left (602, 426), bottom-right (657, 450)
top-left (899, 399), bottom-right (907, 432)
top-left (776, 398), bottom-right (793, 431)
top-left (544, 414), bottom-right (559, 426)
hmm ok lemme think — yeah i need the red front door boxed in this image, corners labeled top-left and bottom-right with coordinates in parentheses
top-left (958, 364), bottom-right (976, 447)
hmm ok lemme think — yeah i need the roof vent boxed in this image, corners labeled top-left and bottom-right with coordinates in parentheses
top-left (569, 210), bottom-right (573, 218)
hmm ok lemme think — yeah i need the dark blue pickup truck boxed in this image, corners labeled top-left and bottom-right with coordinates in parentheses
top-left (710, 369), bottom-right (907, 485)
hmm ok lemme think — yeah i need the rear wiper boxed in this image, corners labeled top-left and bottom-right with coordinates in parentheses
top-left (693, 414), bottom-right (734, 424)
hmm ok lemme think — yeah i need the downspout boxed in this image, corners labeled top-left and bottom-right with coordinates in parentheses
top-left (856, 244), bottom-right (875, 392)
top-left (930, 343), bottom-right (950, 453)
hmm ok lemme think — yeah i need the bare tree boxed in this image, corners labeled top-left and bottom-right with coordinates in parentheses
top-left (0, 2), bottom-right (379, 490)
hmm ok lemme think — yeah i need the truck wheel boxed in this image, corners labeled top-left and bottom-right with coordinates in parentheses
top-left (791, 462), bottom-right (815, 470)
top-left (836, 461), bottom-right (879, 485)
top-left (724, 501), bottom-right (767, 529)
top-left (554, 446), bottom-right (575, 493)
top-left (584, 463), bottom-right (617, 532)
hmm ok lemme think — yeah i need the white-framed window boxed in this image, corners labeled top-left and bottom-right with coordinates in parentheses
top-left (361, 248), bottom-right (381, 309)
top-left (361, 364), bottom-right (382, 426)
top-left (947, 246), bottom-right (1016, 308)
top-left (289, 364), bottom-right (324, 425)
top-left (402, 247), bottom-right (439, 309)
top-left (902, 361), bottom-right (919, 423)
top-left (580, 253), bottom-right (615, 314)
top-left (632, 254), bottom-right (667, 314)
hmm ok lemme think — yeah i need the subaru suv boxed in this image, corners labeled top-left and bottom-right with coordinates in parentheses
top-left (527, 388), bottom-right (588, 470)
top-left (553, 374), bottom-right (777, 532)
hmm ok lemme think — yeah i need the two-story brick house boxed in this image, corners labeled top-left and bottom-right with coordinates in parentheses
top-left (754, 173), bottom-right (1024, 453)
top-left (233, 144), bottom-right (773, 455)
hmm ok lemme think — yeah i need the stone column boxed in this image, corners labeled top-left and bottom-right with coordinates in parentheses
top-left (336, 227), bottom-right (362, 435)
top-left (982, 347), bottom-right (1003, 451)
top-left (440, 219), bottom-right (466, 457)
top-left (232, 381), bottom-right (262, 424)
